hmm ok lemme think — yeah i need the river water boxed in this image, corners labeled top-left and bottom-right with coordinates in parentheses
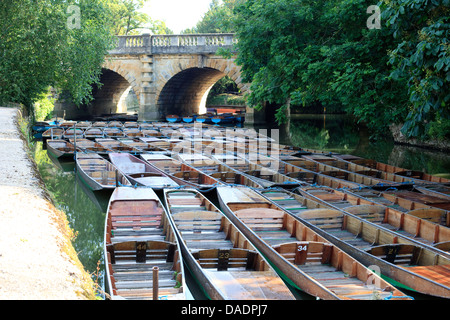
top-left (31, 114), bottom-right (450, 300)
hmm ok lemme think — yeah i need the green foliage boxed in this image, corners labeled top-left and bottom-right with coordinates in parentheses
top-left (34, 89), bottom-right (55, 122)
top-left (0, 0), bottom-right (114, 111)
top-left (106, 0), bottom-right (149, 35)
top-left (233, 0), bottom-right (411, 138)
top-left (182, 0), bottom-right (241, 34)
top-left (382, 0), bottom-right (449, 138)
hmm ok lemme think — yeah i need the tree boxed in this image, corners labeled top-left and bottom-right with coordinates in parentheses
top-left (232, 0), bottom-right (412, 138)
top-left (0, 0), bottom-right (114, 111)
top-left (106, 0), bottom-right (150, 35)
top-left (382, 0), bottom-right (450, 139)
top-left (183, 0), bottom-right (240, 34)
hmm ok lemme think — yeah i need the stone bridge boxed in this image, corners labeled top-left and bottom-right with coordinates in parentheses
top-left (57, 33), bottom-right (263, 124)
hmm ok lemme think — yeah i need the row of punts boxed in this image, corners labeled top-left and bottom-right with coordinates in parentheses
top-left (45, 121), bottom-right (450, 300)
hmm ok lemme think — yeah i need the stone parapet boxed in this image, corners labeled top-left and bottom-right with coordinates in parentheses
top-left (108, 34), bottom-right (237, 56)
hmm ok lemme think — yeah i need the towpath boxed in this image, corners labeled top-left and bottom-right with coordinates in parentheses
top-left (0, 107), bottom-right (93, 300)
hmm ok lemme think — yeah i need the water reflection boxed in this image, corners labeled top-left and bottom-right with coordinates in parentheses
top-left (33, 141), bottom-right (107, 293)
top-left (255, 114), bottom-right (450, 178)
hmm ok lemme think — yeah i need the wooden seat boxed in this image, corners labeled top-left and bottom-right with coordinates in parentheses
top-left (106, 240), bottom-right (182, 299)
top-left (192, 248), bottom-right (258, 271)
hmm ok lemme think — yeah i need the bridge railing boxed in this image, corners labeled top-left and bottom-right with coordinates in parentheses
top-left (109, 33), bottom-right (237, 55)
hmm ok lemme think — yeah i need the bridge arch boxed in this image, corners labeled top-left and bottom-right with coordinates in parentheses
top-left (153, 55), bottom-right (248, 118)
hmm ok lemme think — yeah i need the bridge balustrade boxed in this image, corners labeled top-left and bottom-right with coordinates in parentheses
top-left (109, 34), bottom-right (236, 55)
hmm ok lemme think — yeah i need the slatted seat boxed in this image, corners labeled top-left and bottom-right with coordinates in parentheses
top-left (192, 249), bottom-right (258, 271)
top-left (107, 200), bottom-right (164, 242)
top-left (106, 240), bottom-right (181, 299)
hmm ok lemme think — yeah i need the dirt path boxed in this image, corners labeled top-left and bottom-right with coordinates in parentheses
top-left (0, 107), bottom-right (94, 300)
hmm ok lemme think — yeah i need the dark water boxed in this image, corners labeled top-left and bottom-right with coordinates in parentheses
top-left (30, 114), bottom-right (450, 300)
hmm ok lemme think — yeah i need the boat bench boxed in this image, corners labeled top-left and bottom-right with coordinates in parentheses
top-left (273, 241), bottom-right (333, 266)
top-left (192, 248), bottom-right (259, 271)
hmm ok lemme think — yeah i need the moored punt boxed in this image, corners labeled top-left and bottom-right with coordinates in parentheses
top-left (215, 186), bottom-right (412, 300)
top-left (250, 155), bottom-right (362, 189)
top-left (103, 127), bottom-right (125, 138)
top-left (59, 121), bottom-right (77, 129)
top-left (121, 141), bottom-right (171, 154)
top-left (123, 128), bottom-right (143, 138)
top-left (92, 121), bottom-right (108, 127)
top-left (140, 154), bottom-right (224, 189)
top-left (414, 185), bottom-right (450, 200)
top-left (298, 187), bottom-right (450, 253)
top-left (177, 154), bottom-right (266, 188)
top-left (182, 116), bottom-right (193, 123)
top-left (96, 138), bottom-right (140, 154)
top-left (63, 127), bottom-right (84, 139)
top-left (272, 204), bottom-right (450, 298)
top-left (345, 188), bottom-right (440, 212)
top-left (75, 153), bottom-right (131, 191)
top-left (383, 188), bottom-right (450, 211)
top-left (104, 187), bottom-right (188, 300)
top-left (84, 127), bottom-right (104, 139)
top-left (76, 121), bottom-right (92, 129)
top-left (332, 154), bottom-right (450, 184)
top-left (123, 121), bottom-right (139, 128)
top-left (303, 153), bottom-right (442, 186)
top-left (46, 139), bottom-right (78, 159)
top-left (42, 127), bottom-right (64, 141)
top-left (107, 121), bottom-right (124, 128)
top-left (213, 154), bottom-right (304, 189)
top-left (166, 115), bottom-right (180, 123)
top-left (108, 153), bottom-right (178, 189)
top-left (69, 138), bottom-right (113, 156)
top-left (163, 188), bottom-right (295, 300)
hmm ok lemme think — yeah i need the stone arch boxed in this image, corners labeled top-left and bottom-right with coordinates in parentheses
top-left (154, 55), bottom-right (249, 118)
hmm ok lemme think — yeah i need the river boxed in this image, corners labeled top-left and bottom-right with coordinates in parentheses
top-left (30, 114), bottom-right (450, 300)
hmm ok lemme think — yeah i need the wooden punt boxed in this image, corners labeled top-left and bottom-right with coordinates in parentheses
top-left (63, 127), bottom-right (84, 139)
top-left (212, 154), bottom-right (303, 189)
top-left (245, 155), bottom-right (362, 189)
top-left (123, 121), bottom-right (139, 128)
top-left (92, 121), bottom-right (108, 127)
top-left (75, 121), bottom-right (92, 129)
top-left (303, 153), bottom-right (444, 186)
top-left (84, 127), bottom-right (104, 139)
top-left (104, 187), bottom-right (188, 300)
top-left (178, 154), bottom-right (267, 188)
top-left (260, 188), bottom-right (450, 298)
top-left (123, 128), bottom-right (143, 137)
top-left (46, 139), bottom-right (77, 159)
top-left (383, 188), bottom-right (450, 211)
top-left (59, 121), bottom-right (77, 129)
top-left (75, 153), bottom-right (131, 191)
top-left (121, 141), bottom-right (170, 154)
top-left (95, 138), bottom-right (140, 154)
top-left (215, 186), bottom-right (412, 300)
top-left (345, 188), bottom-right (440, 213)
top-left (262, 194), bottom-right (450, 298)
top-left (140, 154), bottom-right (224, 189)
top-left (69, 138), bottom-right (113, 156)
top-left (108, 153), bottom-right (178, 189)
top-left (107, 121), bottom-right (124, 128)
top-left (299, 187), bottom-right (450, 253)
top-left (332, 154), bottom-right (450, 184)
top-left (414, 185), bottom-right (450, 201)
top-left (103, 127), bottom-right (125, 138)
top-left (42, 127), bottom-right (64, 141)
top-left (163, 188), bottom-right (295, 300)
